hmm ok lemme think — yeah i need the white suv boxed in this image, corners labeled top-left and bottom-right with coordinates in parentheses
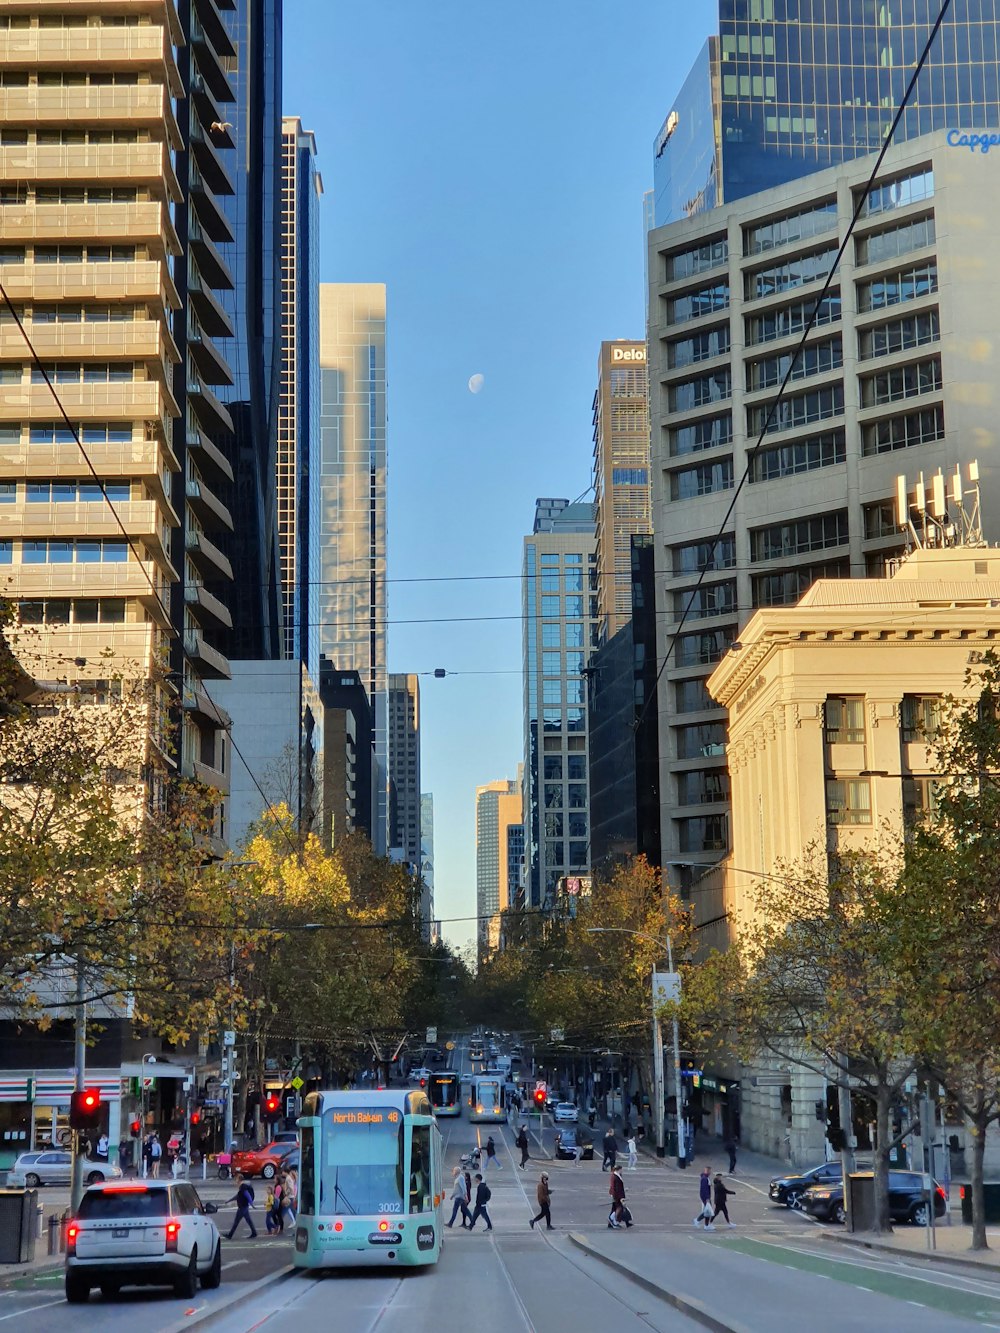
top-left (66, 1180), bottom-right (222, 1303)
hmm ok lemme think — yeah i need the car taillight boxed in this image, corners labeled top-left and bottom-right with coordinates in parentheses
top-left (66, 1223), bottom-right (79, 1256)
top-left (165, 1219), bottom-right (181, 1252)
top-left (937, 1186), bottom-right (946, 1201)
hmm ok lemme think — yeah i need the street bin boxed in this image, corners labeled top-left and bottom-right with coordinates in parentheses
top-left (846, 1173), bottom-right (876, 1232)
top-left (0, 1189), bottom-right (38, 1263)
top-left (958, 1182), bottom-right (1000, 1224)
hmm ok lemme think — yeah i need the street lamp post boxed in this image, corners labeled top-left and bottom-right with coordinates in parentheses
top-left (586, 927), bottom-right (685, 1169)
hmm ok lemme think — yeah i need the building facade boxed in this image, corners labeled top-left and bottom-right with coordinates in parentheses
top-left (387, 672), bottom-right (421, 866)
top-left (522, 499), bottom-right (597, 908)
top-left (318, 657), bottom-right (375, 847)
top-left (475, 779), bottom-right (522, 948)
top-left (592, 340), bottom-right (651, 643)
top-left (419, 792), bottom-right (434, 937)
top-left (648, 132), bottom-right (1000, 890)
top-left (278, 115), bottom-right (321, 678)
top-left (318, 283), bottom-right (388, 852)
top-left (653, 1), bottom-right (1000, 227)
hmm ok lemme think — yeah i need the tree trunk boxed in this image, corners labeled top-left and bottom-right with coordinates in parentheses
top-left (971, 1118), bottom-right (988, 1250)
top-left (872, 1086), bottom-right (893, 1235)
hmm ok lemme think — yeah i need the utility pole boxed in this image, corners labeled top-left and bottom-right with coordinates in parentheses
top-left (666, 934), bottom-right (685, 1169)
top-left (70, 958), bottom-right (86, 1213)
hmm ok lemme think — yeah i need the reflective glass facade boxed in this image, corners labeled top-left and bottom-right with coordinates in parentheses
top-left (654, 2), bottom-right (1000, 225)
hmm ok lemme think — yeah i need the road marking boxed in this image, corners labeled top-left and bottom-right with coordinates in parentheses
top-left (0, 1298), bottom-right (64, 1322)
top-left (221, 1258), bottom-right (249, 1270)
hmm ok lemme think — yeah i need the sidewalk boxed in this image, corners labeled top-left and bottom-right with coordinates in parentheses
top-left (828, 1222), bottom-right (1000, 1273)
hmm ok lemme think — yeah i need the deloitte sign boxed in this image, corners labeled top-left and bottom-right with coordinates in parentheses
top-left (610, 345), bottom-right (646, 364)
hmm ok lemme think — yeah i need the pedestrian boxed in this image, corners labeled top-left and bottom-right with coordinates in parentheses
top-left (587, 1096), bottom-right (597, 1129)
top-left (141, 1134), bottom-right (153, 1178)
top-left (724, 1133), bottom-right (738, 1174)
top-left (626, 1133), bottom-right (638, 1171)
top-left (484, 1134), bottom-right (502, 1171)
top-left (712, 1172), bottom-right (735, 1227)
top-left (96, 1133), bottom-right (109, 1162)
top-left (446, 1166), bottom-right (471, 1228)
top-left (265, 1183), bottom-right (278, 1234)
top-left (529, 1172), bottom-right (553, 1231)
top-left (468, 1173), bottom-right (493, 1231)
top-left (149, 1133), bottom-right (162, 1179)
top-left (463, 1168), bottom-right (473, 1214)
top-left (608, 1164), bottom-right (630, 1228)
top-left (270, 1176), bottom-right (285, 1233)
top-left (601, 1127), bottom-right (618, 1172)
top-left (515, 1125), bottom-right (530, 1169)
top-left (693, 1166), bottom-right (714, 1229)
top-left (282, 1168), bottom-right (298, 1226)
top-left (225, 1173), bottom-right (258, 1239)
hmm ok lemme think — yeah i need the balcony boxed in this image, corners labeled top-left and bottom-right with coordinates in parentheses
top-left (14, 498), bottom-right (175, 558)
top-left (188, 272), bottom-right (233, 338)
top-left (0, 317), bottom-right (179, 371)
top-left (7, 558), bottom-right (175, 622)
top-left (185, 429), bottom-right (233, 483)
top-left (0, 439), bottom-right (179, 490)
top-left (0, 26), bottom-right (182, 99)
top-left (191, 123), bottom-right (235, 198)
top-left (189, 167), bottom-right (233, 244)
top-left (193, 0), bottom-right (237, 57)
top-left (0, 380), bottom-right (179, 428)
top-left (188, 216), bottom-right (234, 292)
top-left (184, 628), bottom-right (231, 681)
top-left (0, 144), bottom-right (181, 204)
top-left (185, 529), bottom-right (233, 580)
top-left (191, 22), bottom-right (235, 104)
top-left (188, 379), bottom-right (233, 436)
top-left (0, 84), bottom-right (182, 151)
top-left (188, 326), bottom-right (233, 386)
top-left (2, 202), bottom-right (180, 259)
top-left (185, 478), bottom-right (233, 531)
top-left (184, 580), bottom-right (233, 629)
top-left (0, 259), bottom-right (180, 314)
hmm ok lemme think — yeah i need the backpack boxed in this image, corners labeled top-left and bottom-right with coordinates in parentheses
top-left (480, 1184), bottom-right (492, 1204)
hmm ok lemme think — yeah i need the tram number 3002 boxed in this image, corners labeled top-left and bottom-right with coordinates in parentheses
top-left (378, 1203), bottom-right (402, 1213)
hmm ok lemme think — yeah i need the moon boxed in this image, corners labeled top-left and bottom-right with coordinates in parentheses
top-left (468, 373), bottom-right (485, 394)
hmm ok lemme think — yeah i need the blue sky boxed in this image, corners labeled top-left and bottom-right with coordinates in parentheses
top-left (284, 1), bottom-right (714, 948)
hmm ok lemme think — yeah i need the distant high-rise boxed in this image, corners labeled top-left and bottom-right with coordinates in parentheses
top-left (522, 499), bottom-right (597, 908)
top-left (388, 673), bottom-right (421, 867)
top-left (278, 117), bottom-right (322, 679)
top-left (420, 793), bottom-right (435, 938)
top-left (476, 780), bottom-right (522, 947)
top-left (654, 2), bottom-right (1000, 227)
top-left (592, 341), bottom-right (651, 642)
top-left (318, 284), bottom-right (388, 852)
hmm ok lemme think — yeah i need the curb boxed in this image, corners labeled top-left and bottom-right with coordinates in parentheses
top-left (161, 1262), bottom-right (297, 1333)
top-left (0, 1257), bottom-right (64, 1289)
top-left (568, 1232), bottom-right (748, 1333)
top-left (825, 1230), bottom-right (1000, 1276)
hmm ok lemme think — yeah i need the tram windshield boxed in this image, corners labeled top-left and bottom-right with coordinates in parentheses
top-left (320, 1106), bottom-right (404, 1217)
top-left (429, 1074), bottom-right (459, 1108)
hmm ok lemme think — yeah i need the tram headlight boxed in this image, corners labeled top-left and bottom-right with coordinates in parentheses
top-left (378, 1220), bottom-right (389, 1232)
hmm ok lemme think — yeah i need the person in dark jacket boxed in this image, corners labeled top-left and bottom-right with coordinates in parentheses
top-left (608, 1164), bottom-right (630, 1228)
top-left (529, 1172), bottom-right (553, 1230)
top-left (515, 1125), bottom-right (530, 1169)
top-left (693, 1166), bottom-right (713, 1228)
top-left (724, 1134), bottom-right (738, 1173)
top-left (225, 1174), bottom-right (257, 1239)
top-left (468, 1174), bottom-right (493, 1231)
top-left (712, 1172), bottom-right (735, 1227)
top-left (601, 1128), bottom-right (618, 1172)
top-left (484, 1135), bottom-right (502, 1171)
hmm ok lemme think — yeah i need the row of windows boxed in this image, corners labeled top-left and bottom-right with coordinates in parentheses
top-left (539, 570), bottom-right (584, 592)
top-left (675, 678), bottom-right (717, 713)
top-left (670, 457), bottom-right (734, 500)
top-left (676, 581), bottom-right (737, 620)
top-left (668, 283), bottom-right (729, 324)
top-left (676, 722), bottom-right (727, 760)
top-left (541, 595), bottom-right (587, 618)
top-left (749, 510), bottom-right (849, 563)
top-left (541, 623), bottom-right (587, 649)
top-left (746, 246), bottom-right (837, 301)
top-left (749, 383), bottom-right (844, 437)
top-left (678, 815), bottom-right (727, 854)
top-left (611, 467), bottom-right (648, 487)
top-left (1, 304), bottom-right (143, 324)
top-left (676, 627), bottom-right (736, 668)
top-left (863, 403), bottom-right (945, 455)
top-left (672, 534), bottom-right (736, 576)
top-left (746, 335), bottom-right (842, 392)
top-left (16, 597), bottom-right (126, 625)
top-left (539, 552), bottom-right (584, 566)
top-left (859, 167), bottom-right (934, 219)
top-left (0, 540), bottom-right (128, 564)
top-left (858, 260), bottom-right (937, 312)
top-left (667, 325), bottom-right (731, 369)
top-left (542, 755), bottom-right (588, 781)
top-left (859, 308), bottom-right (939, 361)
top-left (1, 186), bottom-right (140, 205)
top-left (543, 813), bottom-right (589, 838)
top-left (749, 429), bottom-right (846, 482)
top-left (669, 413), bottom-right (732, 457)
top-left (0, 13), bottom-right (148, 26)
top-left (669, 369), bottom-right (731, 413)
top-left (746, 291), bottom-right (841, 346)
top-left (856, 214), bottom-right (935, 267)
top-left (0, 129), bottom-right (144, 146)
top-left (542, 708), bottom-right (586, 733)
top-left (861, 355), bottom-right (942, 408)
top-left (825, 694), bottom-right (941, 745)
top-left (0, 71), bottom-right (144, 85)
top-left (544, 840), bottom-right (590, 868)
top-left (665, 238), bottom-right (729, 283)
top-left (751, 558), bottom-right (850, 607)
top-left (542, 680), bottom-right (587, 706)
top-left (677, 768), bottom-right (730, 805)
top-left (0, 245), bottom-right (137, 265)
top-left (0, 480), bottom-right (130, 503)
top-left (0, 423), bottom-right (134, 445)
top-left (743, 199), bottom-right (838, 256)
top-left (7, 363), bottom-right (138, 384)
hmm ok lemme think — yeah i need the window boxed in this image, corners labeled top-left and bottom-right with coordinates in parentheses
top-left (669, 413), bottom-right (732, 457)
top-left (541, 572), bottom-right (559, 592)
top-left (669, 369), bottom-right (731, 413)
top-left (677, 722), bottom-right (727, 759)
top-left (0, 483), bottom-right (14, 504)
top-left (746, 247), bottom-right (837, 301)
top-left (750, 429), bottom-right (845, 482)
top-left (747, 336), bottom-right (842, 392)
top-left (744, 201), bottom-right (837, 255)
top-left (568, 813), bottom-right (587, 838)
top-left (668, 326), bottom-right (731, 369)
top-left (856, 215), bottom-right (935, 267)
top-left (858, 309), bottom-right (939, 361)
top-left (564, 596), bottom-right (583, 618)
top-left (670, 458), bottom-right (734, 499)
top-left (563, 569), bottom-right (583, 592)
top-left (566, 708), bottom-right (585, 732)
top-left (749, 511), bottom-right (848, 562)
top-left (859, 168), bottom-right (934, 218)
top-left (668, 282), bottom-right (729, 324)
top-left (540, 553), bottom-right (559, 566)
top-left (746, 291), bottom-right (841, 345)
top-left (544, 784), bottom-right (563, 808)
top-left (748, 383), bottom-right (843, 436)
top-left (542, 651), bottom-right (561, 675)
top-left (565, 679), bottom-right (585, 705)
top-left (863, 501), bottom-right (899, 540)
top-left (545, 813), bottom-right (564, 839)
top-left (676, 679), bottom-right (714, 713)
top-left (0, 542), bottom-right (10, 564)
top-left (678, 815), bottom-right (728, 852)
top-left (567, 755), bottom-right (587, 780)
top-left (541, 595), bottom-right (560, 616)
top-left (900, 695), bottom-right (940, 742)
top-left (903, 777), bottom-right (940, 824)
top-left (825, 696), bottom-right (865, 744)
top-left (568, 840), bottom-right (588, 865)
top-left (611, 467), bottom-right (648, 486)
top-left (676, 628), bottom-right (735, 667)
top-left (752, 559), bottom-right (848, 606)
top-left (665, 237), bottom-right (728, 281)
top-left (826, 779), bottom-right (872, 825)
top-left (677, 770), bottom-right (730, 805)
top-left (565, 651), bottom-right (584, 675)
top-left (543, 756), bottom-right (562, 780)
top-left (672, 534), bottom-right (736, 575)
top-left (858, 262), bottom-right (937, 312)
top-left (675, 581), bottom-right (737, 620)
top-left (567, 783), bottom-right (587, 807)
top-left (542, 623), bottom-right (560, 648)
top-left (860, 356), bottom-right (941, 408)
top-left (565, 624), bottom-right (584, 648)
top-left (862, 405), bottom-right (945, 456)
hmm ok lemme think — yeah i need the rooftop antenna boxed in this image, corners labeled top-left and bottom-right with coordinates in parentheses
top-left (894, 461), bottom-right (985, 557)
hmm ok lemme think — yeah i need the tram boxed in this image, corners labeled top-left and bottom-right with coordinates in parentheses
top-left (468, 1073), bottom-right (506, 1123)
top-left (428, 1070), bottom-right (462, 1117)
top-left (293, 1088), bottom-right (444, 1269)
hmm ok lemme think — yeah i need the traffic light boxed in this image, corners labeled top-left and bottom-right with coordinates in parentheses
top-left (825, 1125), bottom-right (847, 1152)
top-left (130, 1119), bottom-right (141, 1138)
top-left (262, 1092), bottom-right (281, 1123)
top-left (814, 1099), bottom-right (826, 1122)
top-left (190, 1109), bottom-right (201, 1127)
top-left (533, 1086), bottom-right (546, 1109)
top-left (70, 1088), bottom-right (102, 1131)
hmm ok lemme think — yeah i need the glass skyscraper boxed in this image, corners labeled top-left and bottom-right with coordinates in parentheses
top-left (654, 1), bottom-right (1000, 226)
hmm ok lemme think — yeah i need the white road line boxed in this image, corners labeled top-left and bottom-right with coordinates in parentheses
top-left (0, 1298), bottom-right (65, 1322)
top-left (221, 1258), bottom-right (249, 1270)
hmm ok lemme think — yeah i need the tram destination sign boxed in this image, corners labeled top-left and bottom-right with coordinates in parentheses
top-left (330, 1107), bottom-right (400, 1126)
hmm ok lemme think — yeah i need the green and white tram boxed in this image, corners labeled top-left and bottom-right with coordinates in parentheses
top-left (294, 1088), bottom-right (444, 1269)
top-left (468, 1073), bottom-right (506, 1123)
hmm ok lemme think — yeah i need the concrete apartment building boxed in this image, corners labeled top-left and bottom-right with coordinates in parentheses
top-left (592, 340), bottom-right (651, 643)
top-left (318, 283), bottom-right (388, 852)
top-left (648, 132), bottom-right (1000, 890)
top-left (522, 499), bottom-right (597, 908)
top-left (388, 672), bottom-right (420, 867)
top-left (475, 778), bottom-right (521, 951)
top-left (703, 541), bottom-right (1000, 1167)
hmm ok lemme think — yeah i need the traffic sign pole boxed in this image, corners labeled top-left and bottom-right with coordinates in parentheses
top-left (70, 958), bottom-right (87, 1213)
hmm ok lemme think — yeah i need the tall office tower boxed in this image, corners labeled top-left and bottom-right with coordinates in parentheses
top-left (318, 284), bottom-right (388, 852)
top-left (653, 2), bottom-right (1000, 227)
top-left (522, 499), bottom-right (597, 909)
top-left (217, 0), bottom-right (283, 662)
top-left (475, 779), bottom-right (522, 948)
top-left (387, 673), bottom-right (421, 866)
top-left (278, 116), bottom-right (322, 678)
top-left (0, 3), bottom-right (187, 742)
top-left (419, 793), bottom-right (434, 939)
top-left (592, 340), bottom-right (652, 643)
top-left (648, 133), bottom-right (1000, 890)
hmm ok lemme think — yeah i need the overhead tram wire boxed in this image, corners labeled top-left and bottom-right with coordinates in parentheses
top-left (0, 283), bottom-right (299, 855)
top-left (632, 0), bottom-right (956, 739)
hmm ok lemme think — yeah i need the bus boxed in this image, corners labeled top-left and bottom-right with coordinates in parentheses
top-left (428, 1071), bottom-right (461, 1117)
top-left (293, 1088), bottom-right (444, 1269)
top-left (468, 1074), bottom-right (506, 1123)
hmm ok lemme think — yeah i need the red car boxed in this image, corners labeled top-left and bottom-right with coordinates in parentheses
top-left (230, 1141), bottom-right (295, 1180)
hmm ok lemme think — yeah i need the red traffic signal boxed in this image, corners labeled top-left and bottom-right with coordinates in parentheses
top-left (262, 1093), bottom-right (280, 1122)
top-left (190, 1110), bottom-right (201, 1126)
top-left (533, 1087), bottom-right (546, 1106)
top-left (70, 1088), bottom-right (102, 1131)
top-left (130, 1119), bottom-right (141, 1138)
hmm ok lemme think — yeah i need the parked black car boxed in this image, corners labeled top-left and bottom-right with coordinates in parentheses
top-left (554, 1129), bottom-right (594, 1161)
top-left (769, 1160), bottom-right (860, 1209)
top-left (801, 1170), bottom-right (947, 1226)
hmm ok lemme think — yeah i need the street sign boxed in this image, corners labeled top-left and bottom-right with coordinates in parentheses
top-left (426, 1027), bottom-right (437, 1044)
top-left (203, 1099), bottom-right (224, 1108)
top-left (290, 1076), bottom-right (304, 1091)
top-left (652, 972), bottom-right (680, 1007)
top-left (550, 1027), bottom-right (564, 1042)
top-left (223, 1030), bottom-right (236, 1047)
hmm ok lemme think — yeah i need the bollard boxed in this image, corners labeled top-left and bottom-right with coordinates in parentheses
top-left (36, 1204), bottom-right (43, 1240)
top-left (47, 1214), bottom-right (59, 1256)
top-left (202, 1156), bottom-right (207, 1181)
